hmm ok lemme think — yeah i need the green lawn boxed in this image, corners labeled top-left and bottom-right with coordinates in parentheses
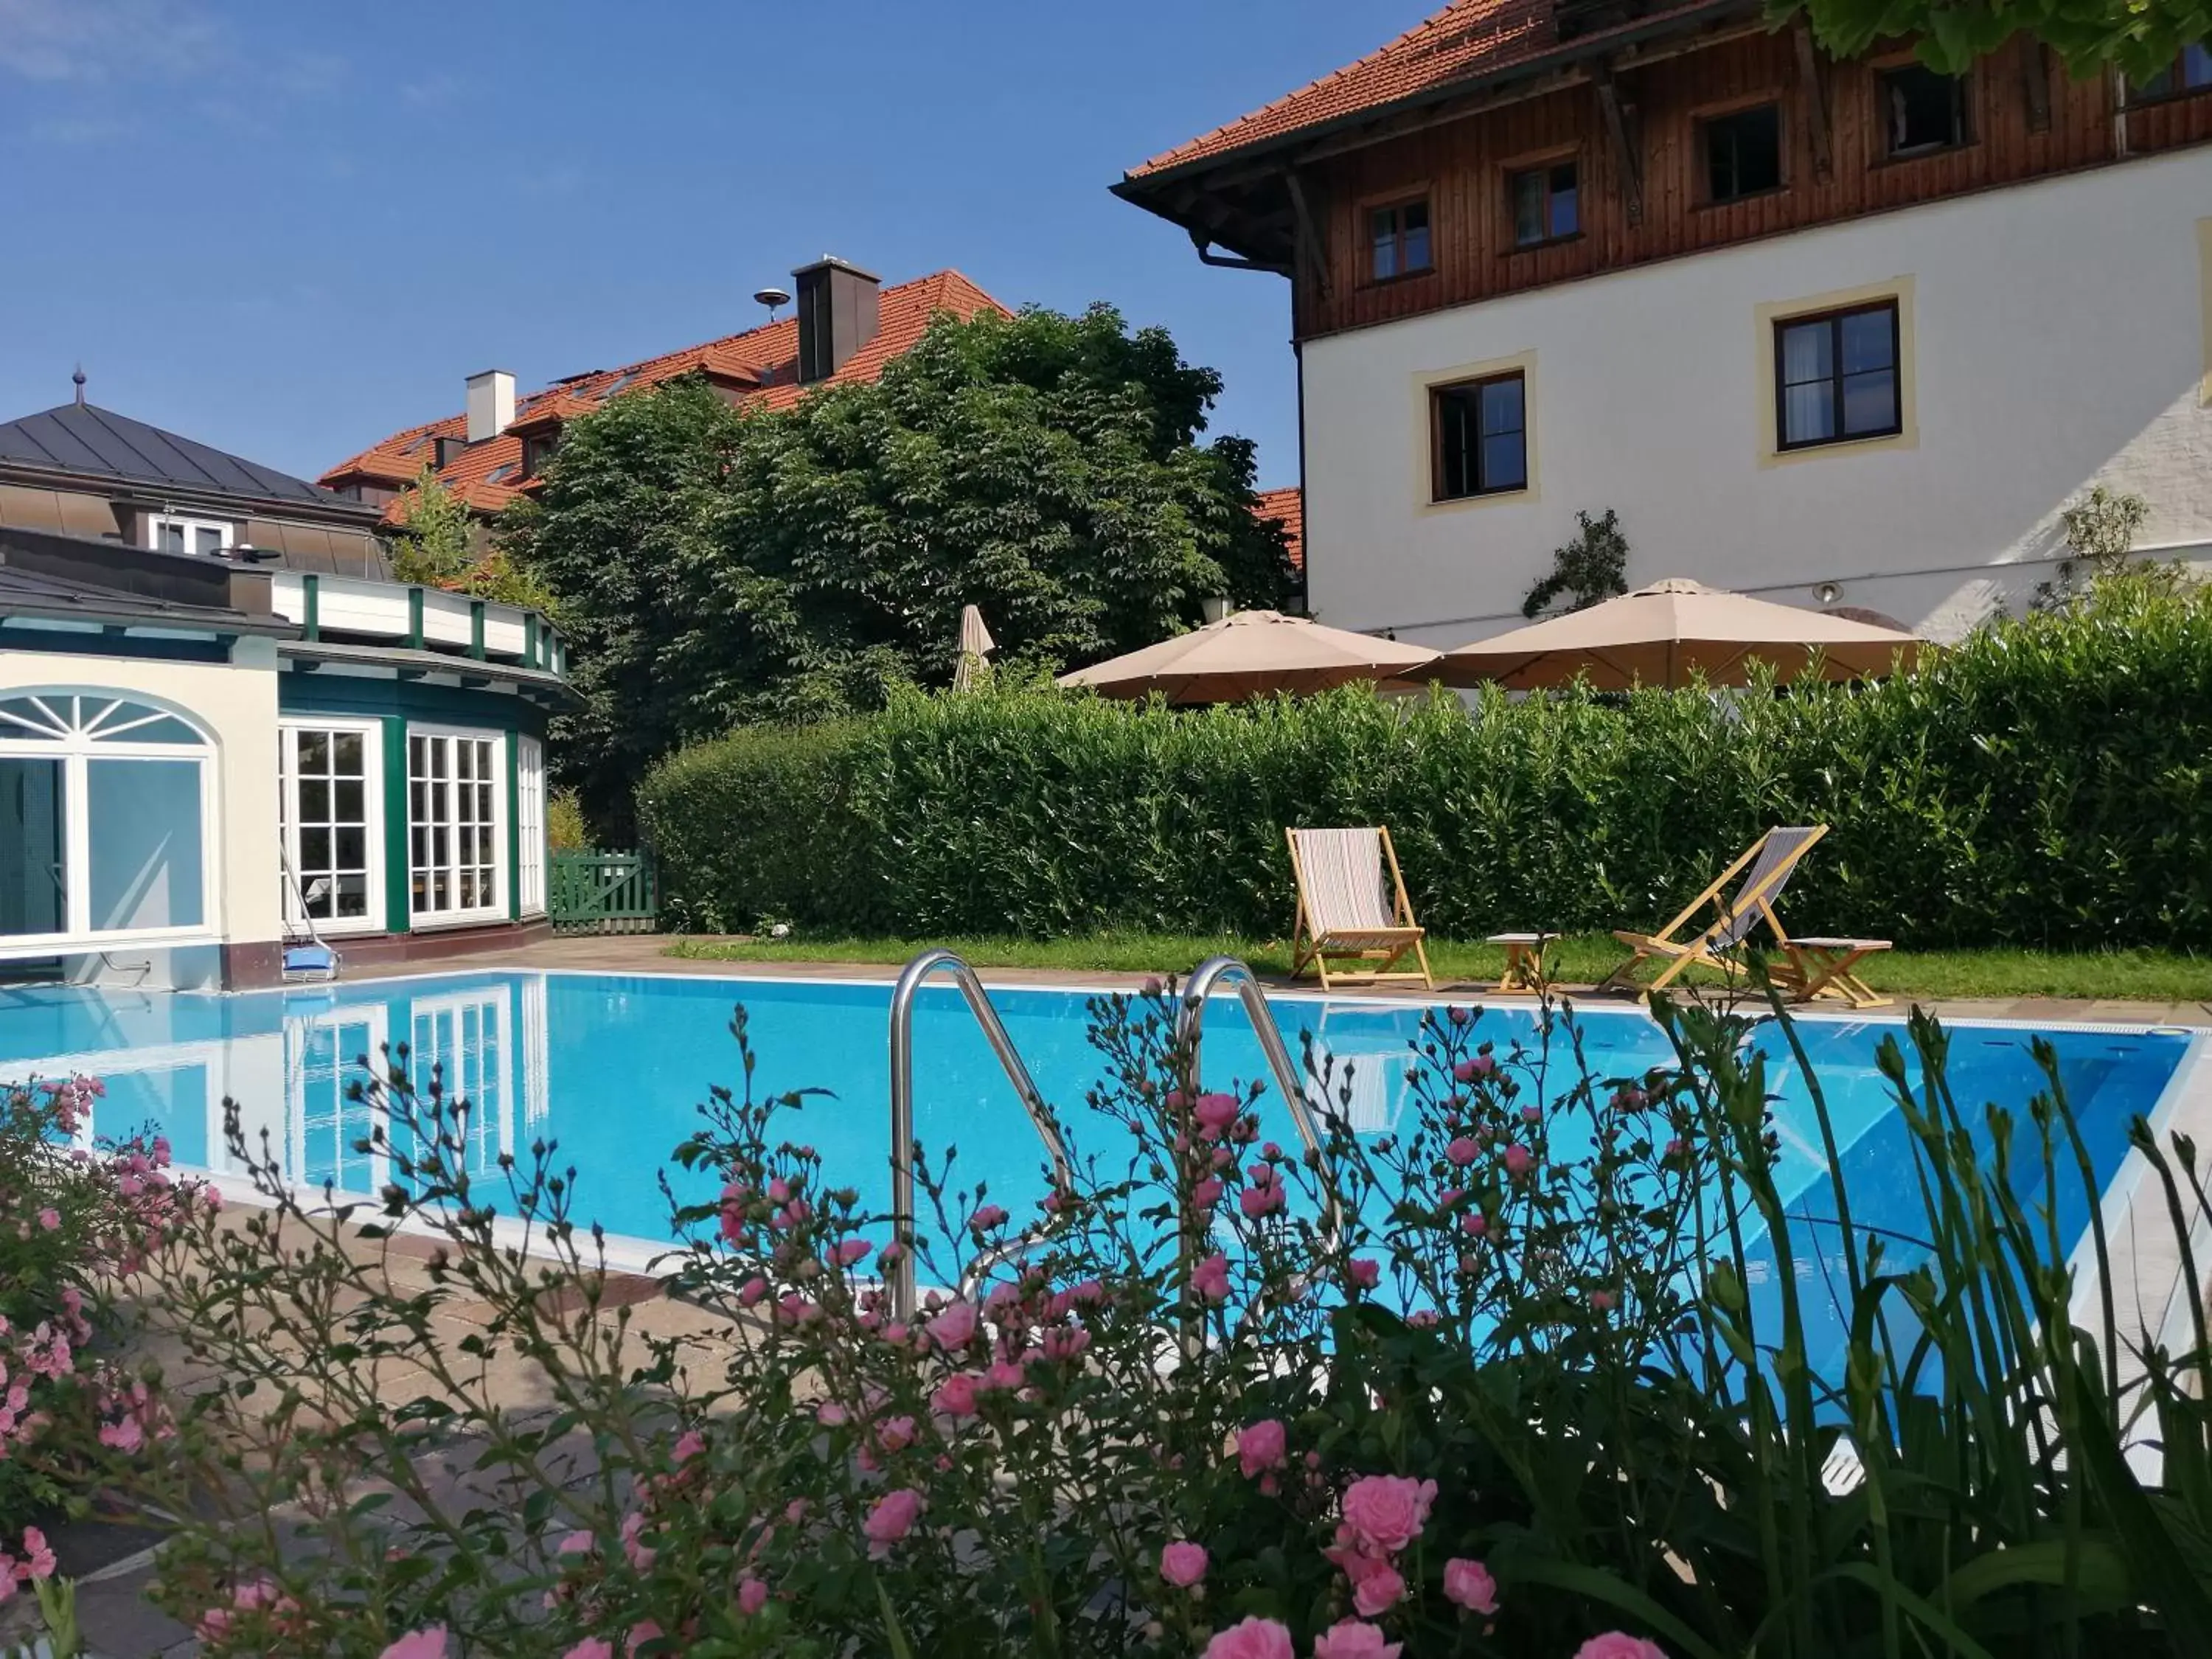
top-left (665, 932), bottom-right (2212, 1005)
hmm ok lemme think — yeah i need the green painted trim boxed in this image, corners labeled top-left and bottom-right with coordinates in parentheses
top-left (469, 599), bottom-right (487, 661)
top-left (382, 715), bottom-right (411, 935)
top-left (406, 587), bottom-right (425, 650)
top-left (302, 574), bottom-right (321, 642)
top-left (524, 613), bottom-right (539, 669)
top-left (506, 737), bottom-right (521, 922)
top-left (280, 675), bottom-right (548, 737)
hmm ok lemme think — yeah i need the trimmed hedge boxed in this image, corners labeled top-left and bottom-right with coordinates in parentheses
top-left (637, 586), bottom-right (2212, 950)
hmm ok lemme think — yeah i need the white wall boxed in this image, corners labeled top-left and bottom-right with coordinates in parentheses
top-left (0, 643), bottom-right (282, 958)
top-left (1301, 146), bottom-right (2212, 646)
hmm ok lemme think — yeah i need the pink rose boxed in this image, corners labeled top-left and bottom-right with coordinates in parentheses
top-left (1202, 1616), bottom-right (1295, 1659)
top-left (1451, 1053), bottom-right (1496, 1082)
top-left (970, 1204), bottom-right (1009, 1233)
top-left (1159, 1540), bottom-right (1208, 1587)
top-left (671, 1430), bottom-right (705, 1464)
top-left (1573, 1637), bottom-right (1666, 1659)
top-left (35, 1211), bottom-right (58, 1233)
top-left (1239, 1183), bottom-right (1284, 1219)
top-left (1340, 1475), bottom-right (1436, 1557)
top-left (834, 1238), bottom-right (872, 1267)
top-left (560, 1644), bottom-right (615, 1659)
top-left (1503, 1144), bottom-right (1533, 1178)
top-left (863, 1487), bottom-right (925, 1554)
top-left (1192, 1176), bottom-right (1223, 1211)
top-left (1351, 1559), bottom-right (1405, 1617)
top-left (1444, 1137), bottom-right (1478, 1166)
top-left (933, 1372), bottom-right (981, 1419)
top-left (737, 1576), bottom-right (769, 1615)
top-left (1192, 1252), bottom-right (1231, 1303)
top-left (1314, 1621), bottom-right (1402, 1659)
top-left (1347, 1258), bottom-right (1380, 1290)
top-left (1237, 1418), bottom-right (1287, 1478)
top-left (18, 1528), bottom-right (55, 1582)
top-left (378, 1632), bottom-right (451, 1659)
top-left (1194, 1093), bottom-right (1242, 1139)
top-left (1444, 1557), bottom-right (1498, 1614)
top-left (625, 1621), bottom-right (662, 1657)
top-left (927, 1301), bottom-right (979, 1349)
top-left (1590, 1289), bottom-right (1616, 1312)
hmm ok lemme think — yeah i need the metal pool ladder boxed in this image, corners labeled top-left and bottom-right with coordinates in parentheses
top-left (885, 951), bottom-right (1340, 1318)
top-left (888, 949), bottom-right (1072, 1319)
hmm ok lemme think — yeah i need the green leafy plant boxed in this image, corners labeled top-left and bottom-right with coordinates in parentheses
top-left (639, 581), bottom-right (2212, 951)
top-left (388, 465), bottom-right (556, 614)
top-left (498, 305), bottom-right (1298, 816)
top-left (54, 982), bottom-right (2212, 1655)
top-left (1521, 509), bottom-right (1629, 619)
top-left (1775, 0), bottom-right (2212, 83)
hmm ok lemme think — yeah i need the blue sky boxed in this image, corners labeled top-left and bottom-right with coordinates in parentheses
top-left (0, 1), bottom-right (1429, 490)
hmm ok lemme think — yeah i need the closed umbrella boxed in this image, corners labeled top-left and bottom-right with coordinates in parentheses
top-left (1436, 579), bottom-right (1923, 690)
top-left (952, 604), bottom-right (995, 692)
top-left (1057, 609), bottom-right (1440, 704)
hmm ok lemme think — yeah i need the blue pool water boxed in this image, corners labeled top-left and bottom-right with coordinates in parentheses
top-left (0, 971), bottom-right (2196, 1367)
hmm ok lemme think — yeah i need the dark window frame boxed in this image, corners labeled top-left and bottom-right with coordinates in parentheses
top-left (1699, 102), bottom-right (1786, 205)
top-left (1429, 369), bottom-right (1529, 502)
top-left (1877, 61), bottom-right (1973, 158)
top-left (520, 428), bottom-right (562, 479)
top-left (1773, 299), bottom-right (1903, 453)
top-left (1366, 196), bottom-right (1435, 284)
top-left (1506, 158), bottom-right (1582, 248)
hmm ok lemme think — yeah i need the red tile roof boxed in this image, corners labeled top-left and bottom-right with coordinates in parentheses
top-left (1127, 0), bottom-right (1722, 179)
top-left (1253, 484), bottom-right (1304, 573)
top-left (325, 269), bottom-right (1006, 523)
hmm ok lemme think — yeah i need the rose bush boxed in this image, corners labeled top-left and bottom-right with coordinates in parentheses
top-left (0, 1075), bottom-right (207, 1534)
top-left (39, 981), bottom-right (2212, 1656)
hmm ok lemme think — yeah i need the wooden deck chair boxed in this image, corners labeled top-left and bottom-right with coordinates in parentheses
top-left (1601, 824), bottom-right (1890, 1007)
top-left (1285, 827), bottom-right (1433, 992)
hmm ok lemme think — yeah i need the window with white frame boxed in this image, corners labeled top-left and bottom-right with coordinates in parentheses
top-left (408, 728), bottom-right (503, 922)
top-left (516, 734), bottom-right (546, 917)
top-left (279, 723), bottom-right (380, 933)
top-left (146, 515), bottom-right (233, 558)
top-left (0, 692), bottom-right (214, 954)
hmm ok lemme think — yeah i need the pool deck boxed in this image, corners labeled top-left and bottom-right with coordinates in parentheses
top-left (345, 932), bottom-right (2212, 1032)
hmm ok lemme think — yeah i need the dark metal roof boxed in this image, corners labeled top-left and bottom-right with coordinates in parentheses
top-left (0, 403), bottom-right (339, 507)
top-left (0, 562), bottom-right (283, 633)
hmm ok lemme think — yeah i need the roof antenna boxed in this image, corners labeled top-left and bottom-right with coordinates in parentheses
top-left (753, 285), bottom-right (790, 324)
top-left (72, 365), bottom-right (86, 407)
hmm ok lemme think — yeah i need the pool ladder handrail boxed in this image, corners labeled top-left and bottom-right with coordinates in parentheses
top-left (888, 949), bottom-right (1073, 1320)
top-left (1177, 956), bottom-right (1344, 1236)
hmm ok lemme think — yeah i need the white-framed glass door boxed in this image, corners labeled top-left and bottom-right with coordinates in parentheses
top-left (516, 734), bottom-right (546, 917)
top-left (279, 721), bottom-right (383, 935)
top-left (407, 726), bottom-right (505, 925)
top-left (0, 692), bottom-right (218, 959)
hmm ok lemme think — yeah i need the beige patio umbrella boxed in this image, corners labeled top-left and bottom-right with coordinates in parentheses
top-left (1436, 579), bottom-right (1923, 690)
top-left (952, 604), bottom-right (995, 692)
top-left (1057, 609), bottom-right (1441, 704)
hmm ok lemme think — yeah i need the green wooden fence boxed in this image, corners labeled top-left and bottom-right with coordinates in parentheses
top-left (549, 849), bottom-right (658, 935)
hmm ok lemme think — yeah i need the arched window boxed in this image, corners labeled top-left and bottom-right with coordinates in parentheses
top-left (0, 692), bottom-right (215, 953)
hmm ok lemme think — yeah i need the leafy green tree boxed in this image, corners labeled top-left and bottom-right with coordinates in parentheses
top-left (502, 303), bottom-right (1296, 815)
top-left (1781, 0), bottom-right (2209, 81)
top-left (389, 465), bottom-right (558, 614)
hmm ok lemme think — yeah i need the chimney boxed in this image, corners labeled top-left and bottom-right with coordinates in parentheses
top-left (465, 369), bottom-right (515, 444)
top-left (793, 257), bottom-right (881, 384)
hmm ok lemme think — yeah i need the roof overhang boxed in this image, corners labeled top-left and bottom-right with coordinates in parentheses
top-left (1113, 0), bottom-right (1755, 263)
top-left (280, 638), bottom-right (581, 706)
top-left (0, 457), bottom-right (385, 530)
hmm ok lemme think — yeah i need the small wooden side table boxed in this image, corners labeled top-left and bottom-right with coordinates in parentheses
top-left (1488, 931), bottom-right (1559, 993)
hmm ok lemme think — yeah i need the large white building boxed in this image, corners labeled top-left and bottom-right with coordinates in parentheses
top-left (1118, 0), bottom-right (2212, 644)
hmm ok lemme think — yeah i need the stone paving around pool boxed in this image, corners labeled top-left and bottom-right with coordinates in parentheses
top-left (354, 933), bottom-right (2212, 1034)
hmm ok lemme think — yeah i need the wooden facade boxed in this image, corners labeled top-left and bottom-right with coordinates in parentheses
top-left (1290, 30), bottom-right (2212, 341)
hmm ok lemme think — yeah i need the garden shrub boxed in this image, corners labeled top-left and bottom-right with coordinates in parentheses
top-left (638, 582), bottom-right (2212, 950)
top-left (58, 984), bottom-right (2212, 1655)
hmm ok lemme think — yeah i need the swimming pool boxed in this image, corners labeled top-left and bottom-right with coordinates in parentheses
top-left (0, 969), bottom-right (2199, 1352)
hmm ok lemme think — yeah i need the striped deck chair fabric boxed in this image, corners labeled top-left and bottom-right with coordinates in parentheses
top-left (1286, 827), bottom-right (1433, 991)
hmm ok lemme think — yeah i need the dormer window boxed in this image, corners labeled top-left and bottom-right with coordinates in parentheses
top-left (147, 514), bottom-right (232, 557)
top-left (520, 429), bottom-right (561, 479)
